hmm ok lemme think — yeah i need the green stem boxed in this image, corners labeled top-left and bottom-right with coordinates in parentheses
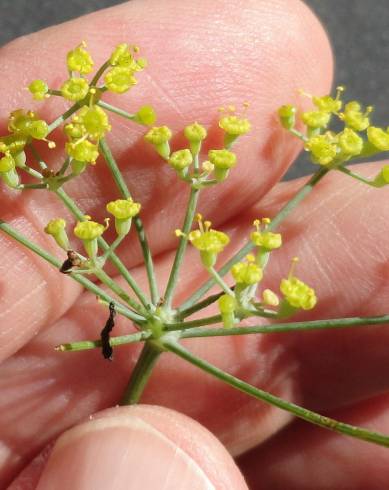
top-left (58, 156), bottom-right (71, 176)
top-left (93, 268), bottom-right (145, 315)
top-left (97, 101), bottom-right (136, 121)
top-left (99, 138), bottom-right (160, 304)
top-left (166, 314), bottom-right (222, 331)
top-left (91, 61), bottom-right (111, 86)
top-left (337, 165), bottom-right (378, 187)
top-left (18, 183), bottom-right (47, 190)
top-left (55, 187), bottom-right (150, 309)
top-left (178, 290), bottom-right (226, 319)
top-left (120, 341), bottom-right (162, 405)
top-left (21, 166), bottom-right (43, 180)
top-left (166, 340), bottom-right (389, 448)
top-left (0, 220), bottom-right (144, 323)
top-left (29, 144), bottom-right (47, 170)
top-left (47, 104), bottom-right (80, 134)
top-left (207, 266), bottom-right (234, 295)
top-left (289, 128), bottom-right (308, 142)
top-left (164, 188), bottom-right (199, 308)
top-left (178, 167), bottom-right (329, 311)
top-left (180, 314), bottom-right (389, 338)
top-left (56, 331), bottom-right (150, 352)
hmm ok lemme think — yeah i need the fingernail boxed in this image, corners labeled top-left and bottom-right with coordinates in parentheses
top-left (37, 413), bottom-right (215, 490)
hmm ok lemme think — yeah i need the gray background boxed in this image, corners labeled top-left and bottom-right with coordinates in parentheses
top-left (0, 0), bottom-right (388, 179)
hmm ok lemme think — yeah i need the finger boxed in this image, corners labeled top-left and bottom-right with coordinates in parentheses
top-left (10, 405), bottom-right (247, 490)
top-left (239, 393), bottom-right (389, 490)
top-left (0, 0), bottom-right (332, 360)
top-left (3, 163), bottom-right (389, 484)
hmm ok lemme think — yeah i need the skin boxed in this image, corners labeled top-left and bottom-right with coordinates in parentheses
top-left (1, 0), bottom-right (389, 488)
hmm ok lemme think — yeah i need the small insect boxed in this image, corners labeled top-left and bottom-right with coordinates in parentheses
top-left (100, 302), bottom-right (116, 361)
top-left (60, 250), bottom-right (82, 274)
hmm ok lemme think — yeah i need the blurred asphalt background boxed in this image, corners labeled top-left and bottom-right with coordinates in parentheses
top-left (0, 0), bottom-right (388, 179)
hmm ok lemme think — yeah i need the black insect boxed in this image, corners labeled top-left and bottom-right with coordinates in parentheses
top-left (100, 302), bottom-right (116, 361)
top-left (60, 250), bottom-right (82, 274)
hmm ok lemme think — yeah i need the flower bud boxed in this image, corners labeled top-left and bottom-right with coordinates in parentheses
top-left (106, 198), bottom-right (141, 236)
top-left (184, 122), bottom-right (207, 155)
top-left (44, 218), bottom-right (70, 250)
top-left (144, 126), bottom-right (172, 160)
top-left (218, 294), bottom-right (236, 328)
top-left (278, 104), bottom-right (296, 130)
top-left (208, 149), bottom-right (237, 182)
top-left (74, 216), bottom-right (109, 259)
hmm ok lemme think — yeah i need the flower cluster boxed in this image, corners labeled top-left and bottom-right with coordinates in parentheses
top-left (0, 110), bottom-right (50, 188)
top-left (179, 214), bottom-right (316, 328)
top-left (45, 196), bottom-right (140, 265)
top-left (278, 87), bottom-right (389, 184)
top-left (144, 106), bottom-right (250, 187)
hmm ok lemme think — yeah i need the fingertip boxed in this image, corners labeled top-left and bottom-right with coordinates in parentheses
top-left (35, 405), bottom-right (247, 490)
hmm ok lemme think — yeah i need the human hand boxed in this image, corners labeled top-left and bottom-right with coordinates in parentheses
top-left (2, 1), bottom-right (389, 488)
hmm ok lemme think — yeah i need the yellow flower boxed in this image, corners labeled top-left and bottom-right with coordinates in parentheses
top-left (28, 80), bottom-right (49, 100)
top-left (61, 78), bottom-right (90, 102)
top-left (279, 258), bottom-right (317, 311)
top-left (340, 101), bottom-right (372, 132)
top-left (184, 122), bottom-right (207, 155)
top-left (250, 219), bottom-right (282, 250)
top-left (208, 149), bottom-right (237, 182)
top-left (262, 289), bottom-right (279, 306)
top-left (278, 104), bottom-right (296, 130)
top-left (301, 111), bottom-right (331, 129)
top-left (0, 155), bottom-right (15, 173)
top-left (312, 86), bottom-right (344, 113)
top-left (168, 149), bottom-right (193, 173)
top-left (106, 198), bottom-right (141, 236)
top-left (109, 43), bottom-right (147, 71)
top-left (219, 115), bottom-right (251, 135)
top-left (373, 164), bottom-right (389, 187)
top-left (304, 134), bottom-right (337, 166)
top-left (67, 42), bottom-right (94, 74)
top-left (134, 105), bottom-right (156, 126)
top-left (185, 214), bottom-right (230, 268)
top-left (106, 198), bottom-right (141, 220)
top-left (338, 128), bottom-right (363, 157)
top-left (104, 67), bottom-right (137, 94)
top-left (74, 216), bottom-right (109, 259)
top-left (218, 293), bottom-right (236, 328)
top-left (367, 126), bottom-right (389, 151)
top-left (66, 140), bottom-right (99, 163)
top-left (8, 110), bottom-right (48, 140)
top-left (231, 256), bottom-right (263, 286)
top-left (69, 106), bottom-right (111, 141)
top-left (44, 218), bottom-right (69, 250)
top-left (144, 126), bottom-right (172, 159)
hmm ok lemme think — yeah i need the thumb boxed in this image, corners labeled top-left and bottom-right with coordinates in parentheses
top-left (33, 405), bottom-right (247, 490)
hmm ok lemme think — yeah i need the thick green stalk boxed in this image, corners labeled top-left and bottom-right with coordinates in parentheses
top-left (178, 167), bottom-right (329, 312)
top-left (166, 340), bottom-right (389, 448)
top-left (164, 188), bottom-right (199, 308)
top-left (99, 138), bottom-right (160, 305)
top-left (120, 341), bottom-right (162, 405)
top-left (0, 220), bottom-right (144, 323)
top-left (55, 188), bottom-right (149, 309)
top-left (180, 314), bottom-right (389, 338)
